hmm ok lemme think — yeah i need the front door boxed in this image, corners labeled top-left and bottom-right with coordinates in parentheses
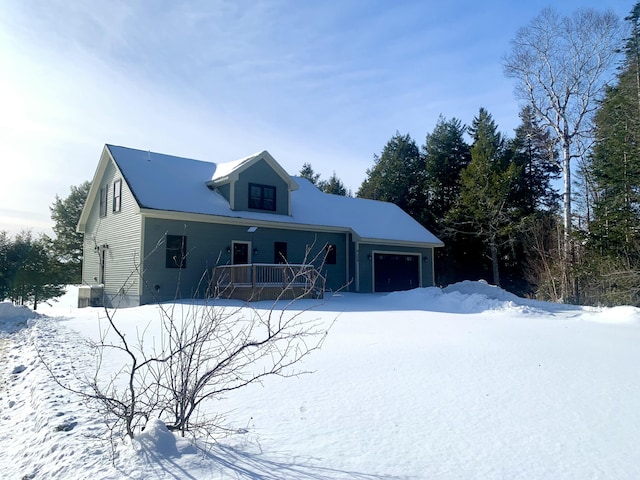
top-left (233, 242), bottom-right (250, 264)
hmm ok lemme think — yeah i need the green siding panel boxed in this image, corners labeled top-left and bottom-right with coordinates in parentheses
top-left (81, 160), bottom-right (142, 306)
top-left (140, 218), bottom-right (349, 304)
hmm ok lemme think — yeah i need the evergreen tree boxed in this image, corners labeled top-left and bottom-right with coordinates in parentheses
top-left (0, 231), bottom-right (12, 300)
top-left (447, 108), bottom-right (520, 287)
top-left (299, 163), bottom-right (320, 185)
top-left (50, 181), bottom-right (90, 283)
top-left (422, 116), bottom-right (471, 229)
top-left (319, 171), bottom-right (350, 196)
top-left (508, 106), bottom-right (561, 214)
top-left (420, 116), bottom-right (472, 286)
top-left (5, 231), bottom-right (66, 310)
top-left (357, 132), bottom-right (425, 222)
top-left (578, 3), bottom-right (640, 305)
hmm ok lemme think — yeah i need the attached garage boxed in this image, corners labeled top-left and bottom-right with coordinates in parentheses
top-left (373, 252), bottom-right (420, 292)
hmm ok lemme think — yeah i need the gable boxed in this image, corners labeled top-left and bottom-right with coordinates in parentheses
top-left (231, 159), bottom-right (290, 215)
top-left (207, 150), bottom-right (297, 215)
top-left (77, 145), bottom-right (123, 233)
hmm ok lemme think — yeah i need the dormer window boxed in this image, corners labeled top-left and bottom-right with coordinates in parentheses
top-left (249, 183), bottom-right (276, 211)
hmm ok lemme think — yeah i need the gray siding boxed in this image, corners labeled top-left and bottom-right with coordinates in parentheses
top-left (82, 160), bottom-right (142, 306)
top-left (234, 159), bottom-right (290, 215)
top-left (140, 217), bottom-right (349, 304)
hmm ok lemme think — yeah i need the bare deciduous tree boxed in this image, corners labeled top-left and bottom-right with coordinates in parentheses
top-left (39, 245), bottom-right (333, 445)
top-left (503, 7), bottom-right (621, 300)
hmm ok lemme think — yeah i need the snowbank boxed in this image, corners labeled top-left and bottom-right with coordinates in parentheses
top-left (0, 301), bottom-right (38, 334)
top-left (1, 281), bottom-right (639, 479)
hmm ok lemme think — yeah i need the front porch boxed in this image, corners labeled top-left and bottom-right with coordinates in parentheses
top-left (211, 263), bottom-right (325, 301)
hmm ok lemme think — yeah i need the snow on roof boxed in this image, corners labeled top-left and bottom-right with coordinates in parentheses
top-left (107, 145), bottom-right (443, 246)
top-left (210, 151), bottom-right (262, 182)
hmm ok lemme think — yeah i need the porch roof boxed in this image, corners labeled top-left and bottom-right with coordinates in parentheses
top-left (106, 144), bottom-right (443, 247)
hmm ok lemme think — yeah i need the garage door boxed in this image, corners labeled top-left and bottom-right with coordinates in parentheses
top-left (373, 253), bottom-right (420, 292)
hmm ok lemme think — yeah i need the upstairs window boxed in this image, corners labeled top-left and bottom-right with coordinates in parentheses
top-left (99, 185), bottom-right (108, 217)
top-left (166, 235), bottom-right (187, 269)
top-left (249, 183), bottom-right (276, 211)
top-left (113, 179), bottom-right (122, 213)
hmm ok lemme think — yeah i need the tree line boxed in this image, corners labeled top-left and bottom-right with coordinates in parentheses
top-left (347, 4), bottom-right (638, 306)
top-left (0, 182), bottom-right (89, 309)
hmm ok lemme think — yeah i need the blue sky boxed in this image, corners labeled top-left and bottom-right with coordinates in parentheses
top-left (0, 0), bottom-right (630, 236)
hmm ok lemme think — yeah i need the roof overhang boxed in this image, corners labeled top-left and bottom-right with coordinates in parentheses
top-left (76, 145), bottom-right (115, 233)
top-left (138, 208), bottom-right (443, 249)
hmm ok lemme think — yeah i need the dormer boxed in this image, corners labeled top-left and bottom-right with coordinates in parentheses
top-left (206, 150), bottom-right (298, 216)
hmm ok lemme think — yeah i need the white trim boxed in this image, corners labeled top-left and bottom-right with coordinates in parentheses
top-left (138, 209), bottom-right (442, 249)
top-left (355, 237), bottom-right (443, 248)
top-left (139, 209), bottom-right (349, 234)
top-left (344, 234), bottom-right (350, 289)
top-left (139, 216), bottom-right (145, 297)
top-left (207, 151), bottom-right (299, 193)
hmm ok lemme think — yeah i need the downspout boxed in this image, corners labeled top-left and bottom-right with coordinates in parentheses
top-left (139, 216), bottom-right (145, 300)
top-left (355, 241), bottom-right (360, 292)
top-left (344, 233), bottom-right (350, 291)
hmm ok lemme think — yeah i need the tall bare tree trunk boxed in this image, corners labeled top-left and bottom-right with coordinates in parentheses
top-left (490, 240), bottom-right (500, 287)
top-left (503, 7), bottom-right (621, 302)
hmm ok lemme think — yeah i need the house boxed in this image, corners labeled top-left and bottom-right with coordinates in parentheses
top-left (76, 144), bottom-right (443, 307)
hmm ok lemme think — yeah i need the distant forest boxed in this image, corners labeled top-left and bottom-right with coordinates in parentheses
top-left (304, 4), bottom-right (640, 307)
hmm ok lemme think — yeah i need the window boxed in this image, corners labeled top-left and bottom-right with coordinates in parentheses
top-left (166, 235), bottom-right (187, 269)
top-left (248, 183), bottom-right (276, 211)
top-left (274, 242), bottom-right (287, 264)
top-left (325, 244), bottom-right (337, 264)
top-left (99, 185), bottom-right (108, 217)
top-left (112, 179), bottom-right (122, 213)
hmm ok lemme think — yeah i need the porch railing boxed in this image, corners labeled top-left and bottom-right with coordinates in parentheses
top-left (211, 263), bottom-right (325, 299)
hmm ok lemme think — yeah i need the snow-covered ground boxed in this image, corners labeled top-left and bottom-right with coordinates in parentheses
top-left (1, 282), bottom-right (640, 479)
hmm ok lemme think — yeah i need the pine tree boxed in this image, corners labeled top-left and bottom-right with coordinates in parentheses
top-left (319, 171), bottom-right (350, 196)
top-left (422, 116), bottom-right (471, 229)
top-left (578, 3), bottom-right (640, 305)
top-left (0, 231), bottom-right (12, 300)
top-left (447, 108), bottom-right (520, 287)
top-left (5, 231), bottom-right (66, 309)
top-left (299, 163), bottom-right (320, 185)
top-left (357, 132), bottom-right (425, 222)
top-left (508, 106), bottom-right (560, 214)
top-left (50, 181), bottom-right (90, 283)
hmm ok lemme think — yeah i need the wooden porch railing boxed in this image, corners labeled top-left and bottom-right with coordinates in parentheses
top-left (211, 263), bottom-right (325, 300)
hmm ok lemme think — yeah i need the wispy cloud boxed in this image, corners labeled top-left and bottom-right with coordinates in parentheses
top-left (0, 0), bottom-right (631, 235)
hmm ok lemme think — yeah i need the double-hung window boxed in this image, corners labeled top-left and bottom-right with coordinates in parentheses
top-left (166, 235), bottom-right (187, 269)
top-left (113, 179), bottom-right (122, 213)
top-left (99, 185), bottom-right (108, 217)
top-left (325, 244), bottom-right (337, 264)
top-left (248, 183), bottom-right (276, 211)
top-left (274, 241), bottom-right (287, 264)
